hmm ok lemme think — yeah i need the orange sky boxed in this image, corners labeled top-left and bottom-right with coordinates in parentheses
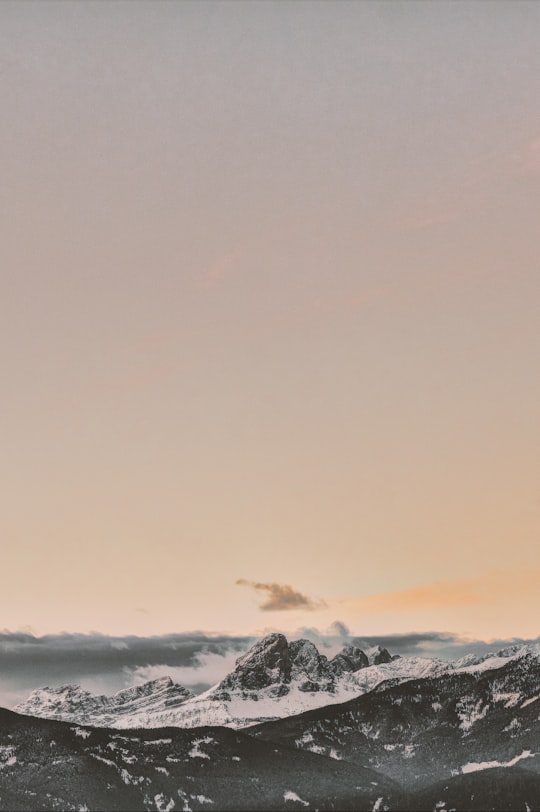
top-left (1, 1), bottom-right (539, 642)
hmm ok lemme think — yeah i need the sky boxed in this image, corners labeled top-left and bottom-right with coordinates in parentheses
top-left (1, 0), bottom-right (539, 663)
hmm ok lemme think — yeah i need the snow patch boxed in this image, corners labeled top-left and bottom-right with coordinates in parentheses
top-left (284, 790), bottom-right (309, 806)
top-left (113, 735), bottom-right (140, 742)
top-left (456, 698), bottom-right (489, 732)
top-left (154, 794), bottom-right (175, 812)
top-left (71, 727), bottom-right (91, 739)
top-left (461, 750), bottom-right (534, 773)
top-left (306, 743), bottom-right (325, 755)
top-left (189, 739), bottom-right (211, 759)
top-left (403, 744), bottom-right (415, 758)
top-left (90, 754), bottom-right (116, 767)
top-left (456, 654), bottom-right (520, 674)
top-left (177, 789), bottom-right (192, 812)
top-left (492, 692), bottom-right (521, 708)
top-left (120, 768), bottom-right (145, 785)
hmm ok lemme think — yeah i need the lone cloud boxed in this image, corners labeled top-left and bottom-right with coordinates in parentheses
top-left (236, 579), bottom-right (326, 612)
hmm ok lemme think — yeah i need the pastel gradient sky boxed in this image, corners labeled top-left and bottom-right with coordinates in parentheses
top-left (1, 1), bottom-right (539, 641)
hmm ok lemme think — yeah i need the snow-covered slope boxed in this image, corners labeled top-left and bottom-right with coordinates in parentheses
top-left (453, 643), bottom-right (540, 674)
top-left (15, 635), bottom-right (540, 730)
top-left (15, 676), bottom-right (194, 727)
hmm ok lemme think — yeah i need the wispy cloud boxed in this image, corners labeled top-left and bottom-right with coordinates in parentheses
top-left (340, 568), bottom-right (540, 618)
top-left (342, 578), bottom-right (481, 614)
top-left (236, 579), bottom-right (327, 612)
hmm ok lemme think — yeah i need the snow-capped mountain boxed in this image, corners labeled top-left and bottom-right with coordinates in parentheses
top-left (14, 635), bottom-right (540, 731)
top-left (15, 676), bottom-right (195, 728)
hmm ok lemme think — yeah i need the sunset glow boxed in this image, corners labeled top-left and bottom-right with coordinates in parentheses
top-left (1, 0), bottom-right (539, 645)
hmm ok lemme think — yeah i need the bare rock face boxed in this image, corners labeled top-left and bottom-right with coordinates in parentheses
top-left (215, 634), bottom-right (337, 698)
top-left (330, 645), bottom-right (369, 675)
top-left (215, 633), bottom-right (292, 697)
top-left (289, 639), bottom-right (335, 692)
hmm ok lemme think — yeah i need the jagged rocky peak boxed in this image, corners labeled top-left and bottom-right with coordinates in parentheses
top-left (16, 684), bottom-right (105, 719)
top-left (215, 634), bottom-right (399, 698)
top-left (289, 639), bottom-right (335, 691)
top-left (365, 645), bottom-right (393, 665)
top-left (218, 633), bottom-right (291, 695)
top-left (23, 684), bottom-right (93, 706)
top-left (330, 645), bottom-right (369, 675)
top-left (38, 684), bottom-right (84, 696)
top-left (216, 633), bottom-right (339, 697)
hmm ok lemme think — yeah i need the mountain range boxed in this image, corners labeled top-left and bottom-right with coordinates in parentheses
top-left (13, 635), bottom-right (403, 728)
top-left (14, 634), bottom-right (537, 731)
top-left (5, 633), bottom-right (540, 810)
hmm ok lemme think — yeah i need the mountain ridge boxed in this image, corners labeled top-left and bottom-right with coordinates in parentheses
top-left (14, 634), bottom-right (540, 731)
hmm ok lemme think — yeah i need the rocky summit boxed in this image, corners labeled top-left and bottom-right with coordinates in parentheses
top-left (330, 644), bottom-right (369, 674)
top-left (214, 634), bottom-right (336, 698)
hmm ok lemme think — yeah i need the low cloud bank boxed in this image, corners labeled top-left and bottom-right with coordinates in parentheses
top-left (0, 631), bottom-right (254, 707)
top-left (296, 623), bottom-right (540, 661)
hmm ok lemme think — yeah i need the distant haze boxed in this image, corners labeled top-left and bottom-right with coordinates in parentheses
top-left (1, 1), bottom-right (539, 641)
